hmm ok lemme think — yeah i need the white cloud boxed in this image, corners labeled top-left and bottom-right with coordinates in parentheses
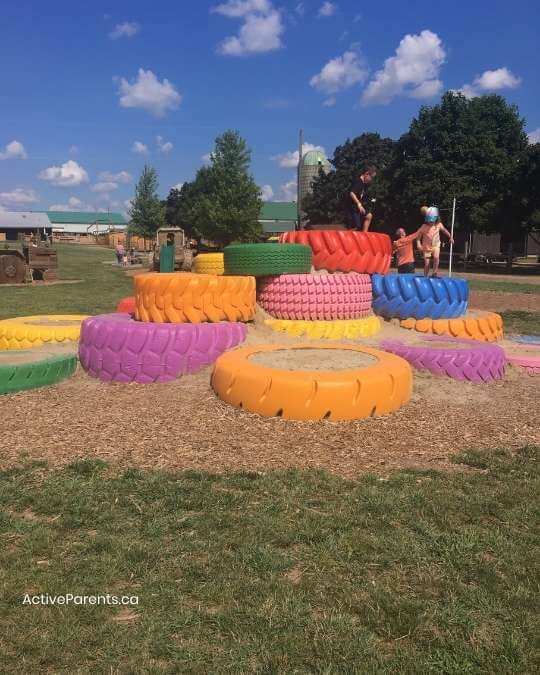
top-left (0, 188), bottom-right (39, 205)
top-left (171, 182), bottom-right (184, 191)
top-left (0, 140), bottom-right (27, 160)
top-left (202, 153), bottom-right (212, 164)
top-left (156, 135), bottom-right (174, 154)
top-left (48, 196), bottom-right (94, 212)
top-left (99, 170), bottom-right (132, 184)
top-left (279, 178), bottom-right (297, 201)
top-left (323, 96), bottom-right (337, 107)
top-left (528, 128), bottom-right (540, 144)
top-left (310, 50), bottom-right (368, 96)
top-left (361, 30), bottom-right (445, 105)
top-left (132, 141), bottom-right (149, 155)
top-left (318, 2), bottom-right (337, 18)
top-left (116, 69), bottom-right (182, 117)
top-left (214, 1), bottom-right (284, 56)
top-left (273, 142), bottom-right (326, 169)
top-left (91, 181), bottom-right (119, 193)
top-left (38, 160), bottom-right (89, 187)
top-left (261, 184), bottom-right (274, 200)
top-left (69, 145), bottom-right (79, 155)
top-left (109, 22), bottom-right (140, 39)
top-left (458, 67), bottom-right (522, 99)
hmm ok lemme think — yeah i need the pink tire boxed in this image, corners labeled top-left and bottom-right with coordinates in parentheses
top-left (257, 273), bottom-right (372, 320)
top-left (116, 296), bottom-right (135, 314)
top-left (380, 335), bottom-right (506, 382)
top-left (503, 342), bottom-right (540, 376)
top-left (79, 314), bottom-right (247, 383)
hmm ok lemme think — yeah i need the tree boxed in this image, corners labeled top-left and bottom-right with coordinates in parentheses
top-left (164, 182), bottom-right (199, 238)
top-left (128, 165), bottom-right (166, 238)
top-left (390, 92), bottom-right (529, 234)
top-left (184, 130), bottom-right (262, 245)
top-left (508, 143), bottom-right (540, 244)
top-left (303, 133), bottom-right (397, 229)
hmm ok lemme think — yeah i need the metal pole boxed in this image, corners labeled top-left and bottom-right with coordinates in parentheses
top-left (448, 197), bottom-right (456, 277)
top-left (297, 129), bottom-right (303, 230)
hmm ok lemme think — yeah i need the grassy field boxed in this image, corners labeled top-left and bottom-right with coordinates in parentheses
top-left (0, 245), bottom-right (133, 320)
top-left (467, 279), bottom-right (540, 294)
top-left (1, 448), bottom-right (538, 672)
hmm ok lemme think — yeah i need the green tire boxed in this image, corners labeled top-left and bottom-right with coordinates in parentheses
top-left (223, 243), bottom-right (312, 276)
top-left (0, 349), bottom-right (77, 395)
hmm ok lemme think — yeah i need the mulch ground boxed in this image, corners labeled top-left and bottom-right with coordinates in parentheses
top-left (470, 290), bottom-right (539, 312)
top-left (1, 318), bottom-right (538, 478)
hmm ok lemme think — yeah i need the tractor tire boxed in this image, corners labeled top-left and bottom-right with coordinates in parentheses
top-left (400, 311), bottom-right (503, 342)
top-left (79, 313), bottom-right (247, 383)
top-left (380, 336), bottom-right (506, 382)
top-left (223, 243), bottom-right (312, 276)
top-left (265, 315), bottom-right (382, 340)
top-left (211, 342), bottom-right (412, 421)
top-left (257, 273), bottom-right (372, 320)
top-left (116, 297), bottom-right (136, 314)
top-left (193, 253), bottom-right (225, 275)
top-left (372, 274), bottom-right (469, 320)
top-left (134, 272), bottom-right (256, 324)
top-left (0, 347), bottom-right (77, 395)
top-left (279, 230), bottom-right (392, 274)
top-left (0, 254), bottom-right (26, 284)
top-left (503, 342), bottom-right (540, 376)
top-left (0, 315), bottom-right (89, 350)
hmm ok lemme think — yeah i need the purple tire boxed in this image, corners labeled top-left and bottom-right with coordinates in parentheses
top-left (79, 314), bottom-right (247, 383)
top-left (379, 335), bottom-right (506, 383)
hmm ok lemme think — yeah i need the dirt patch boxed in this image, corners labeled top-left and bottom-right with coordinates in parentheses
top-left (0, 280), bottom-right (82, 288)
top-left (0, 319), bottom-right (538, 478)
top-left (470, 291), bottom-right (538, 312)
top-left (249, 347), bottom-right (378, 370)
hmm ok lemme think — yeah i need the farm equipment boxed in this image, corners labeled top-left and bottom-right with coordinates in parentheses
top-left (151, 227), bottom-right (195, 272)
top-left (0, 239), bottom-right (58, 284)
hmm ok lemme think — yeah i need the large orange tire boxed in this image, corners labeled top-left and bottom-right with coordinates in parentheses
top-left (400, 311), bottom-right (503, 342)
top-left (211, 343), bottom-right (412, 421)
top-left (279, 230), bottom-right (392, 274)
top-left (134, 272), bottom-right (256, 324)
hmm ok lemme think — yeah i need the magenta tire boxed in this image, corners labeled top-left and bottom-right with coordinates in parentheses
top-left (257, 273), bottom-right (372, 320)
top-left (504, 343), bottom-right (540, 376)
top-left (79, 314), bottom-right (247, 383)
top-left (380, 336), bottom-right (506, 382)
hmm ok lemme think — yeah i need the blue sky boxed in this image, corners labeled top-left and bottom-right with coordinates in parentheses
top-left (1, 0), bottom-right (539, 214)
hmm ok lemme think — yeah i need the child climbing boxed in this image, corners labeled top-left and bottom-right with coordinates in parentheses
top-left (393, 227), bottom-right (421, 274)
top-left (417, 206), bottom-right (453, 278)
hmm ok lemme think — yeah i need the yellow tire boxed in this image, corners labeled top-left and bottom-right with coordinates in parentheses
top-left (193, 253), bottom-right (224, 275)
top-left (265, 315), bottom-right (381, 340)
top-left (134, 272), bottom-right (256, 324)
top-left (212, 343), bottom-right (412, 421)
top-left (400, 311), bottom-right (503, 342)
top-left (0, 315), bottom-right (89, 350)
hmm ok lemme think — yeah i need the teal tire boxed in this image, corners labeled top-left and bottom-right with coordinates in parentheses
top-left (0, 348), bottom-right (77, 395)
top-left (223, 243), bottom-right (312, 276)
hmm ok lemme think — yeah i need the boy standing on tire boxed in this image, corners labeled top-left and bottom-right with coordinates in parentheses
top-left (345, 166), bottom-right (377, 232)
top-left (418, 206), bottom-right (453, 278)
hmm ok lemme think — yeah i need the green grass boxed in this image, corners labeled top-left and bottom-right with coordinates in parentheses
top-left (500, 311), bottom-right (540, 336)
top-left (468, 280), bottom-right (540, 294)
top-left (1, 448), bottom-right (538, 672)
top-left (0, 245), bottom-right (133, 319)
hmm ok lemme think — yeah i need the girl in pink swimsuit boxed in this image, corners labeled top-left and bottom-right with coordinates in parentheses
top-left (417, 206), bottom-right (453, 278)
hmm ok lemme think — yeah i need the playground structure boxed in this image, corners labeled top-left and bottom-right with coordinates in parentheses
top-left (151, 227), bottom-right (195, 272)
top-left (1, 230), bottom-right (537, 417)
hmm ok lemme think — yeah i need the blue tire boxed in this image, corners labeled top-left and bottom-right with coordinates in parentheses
top-left (372, 274), bottom-right (469, 320)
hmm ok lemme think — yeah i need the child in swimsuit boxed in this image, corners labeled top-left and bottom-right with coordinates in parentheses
top-left (417, 206), bottom-right (453, 278)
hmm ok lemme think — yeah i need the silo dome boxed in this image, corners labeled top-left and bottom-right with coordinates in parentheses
top-left (298, 150), bottom-right (331, 217)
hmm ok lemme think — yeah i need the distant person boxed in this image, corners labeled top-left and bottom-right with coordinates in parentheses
top-left (417, 206), bottom-right (453, 278)
top-left (393, 227), bottom-right (421, 274)
top-left (115, 242), bottom-right (125, 265)
top-left (345, 165), bottom-right (377, 232)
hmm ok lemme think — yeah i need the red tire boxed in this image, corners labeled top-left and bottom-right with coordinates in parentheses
top-left (279, 230), bottom-right (392, 274)
top-left (257, 273), bottom-right (372, 320)
top-left (116, 296), bottom-right (136, 314)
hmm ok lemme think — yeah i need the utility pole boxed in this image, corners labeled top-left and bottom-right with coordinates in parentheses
top-left (448, 196), bottom-right (456, 277)
top-left (297, 129), bottom-right (303, 230)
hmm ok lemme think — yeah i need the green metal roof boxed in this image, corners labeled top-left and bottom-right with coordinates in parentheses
top-left (302, 150), bottom-right (330, 167)
top-left (46, 211), bottom-right (128, 225)
top-left (260, 202), bottom-right (297, 222)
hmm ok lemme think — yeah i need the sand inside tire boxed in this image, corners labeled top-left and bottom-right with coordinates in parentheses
top-left (249, 347), bottom-right (378, 371)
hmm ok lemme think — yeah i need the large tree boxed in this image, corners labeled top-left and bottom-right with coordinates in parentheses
top-left (390, 92), bottom-right (529, 234)
top-left (183, 130), bottom-right (262, 245)
top-left (129, 165), bottom-right (165, 238)
top-left (303, 133), bottom-right (397, 228)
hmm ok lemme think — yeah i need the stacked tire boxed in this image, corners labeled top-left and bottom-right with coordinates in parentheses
top-left (236, 235), bottom-right (388, 339)
top-left (79, 272), bottom-right (253, 384)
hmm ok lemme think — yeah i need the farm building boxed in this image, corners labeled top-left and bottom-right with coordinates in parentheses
top-left (46, 211), bottom-right (128, 241)
top-left (0, 212), bottom-right (52, 241)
